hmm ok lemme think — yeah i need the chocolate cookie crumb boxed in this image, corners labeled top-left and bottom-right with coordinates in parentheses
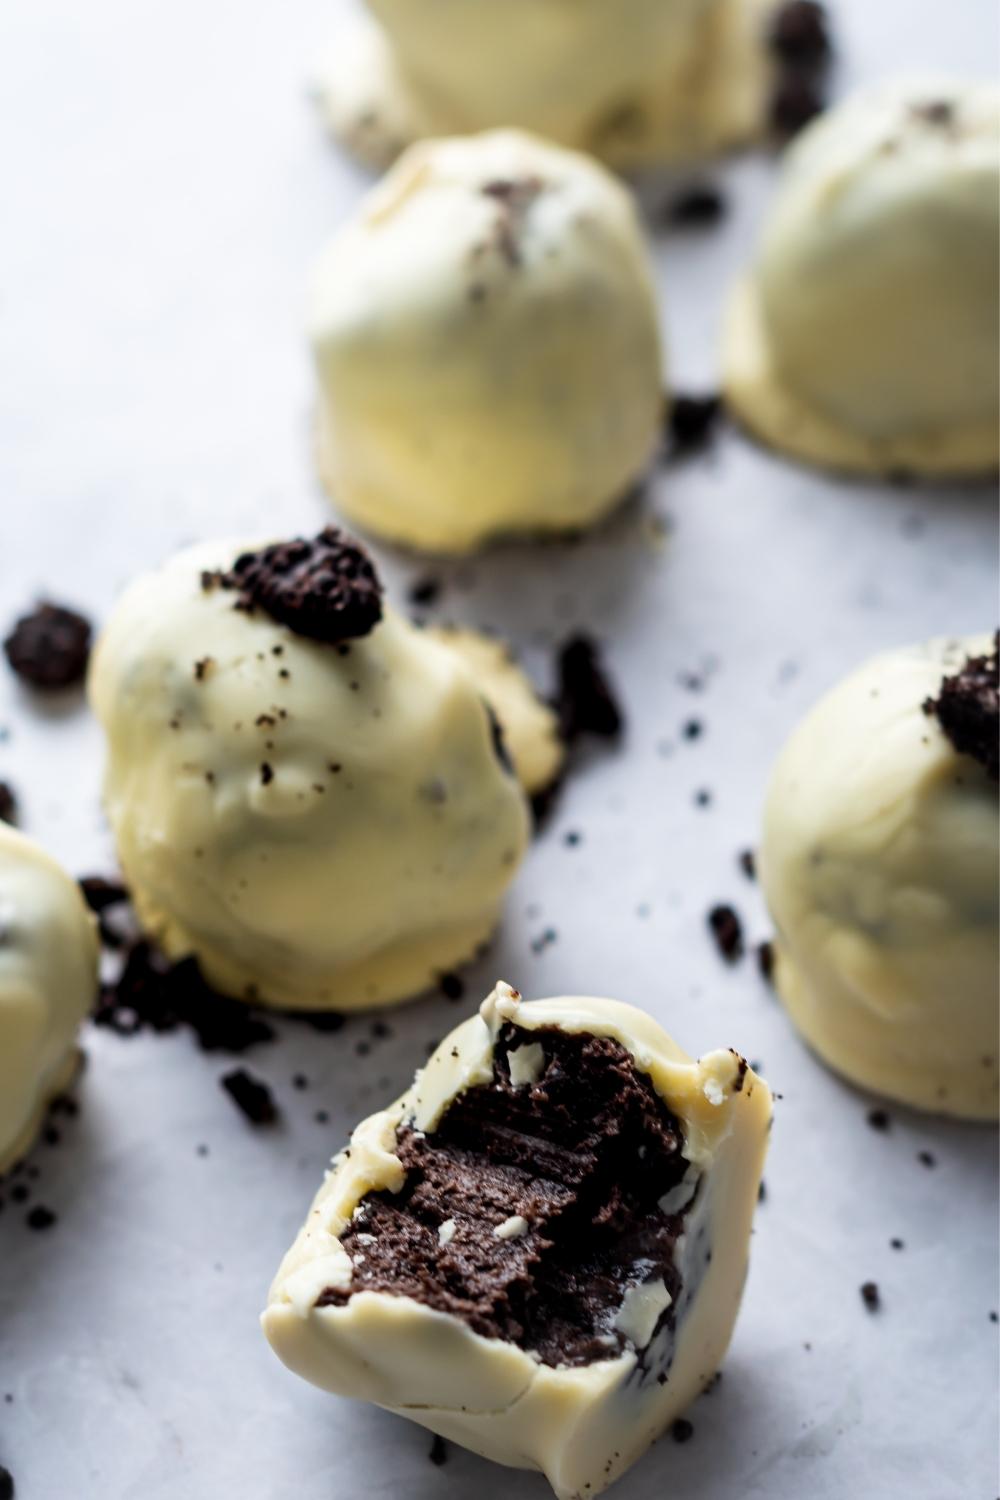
top-left (221, 1068), bottom-right (278, 1126)
top-left (923, 634), bottom-right (999, 780)
top-left (428, 1435), bottom-right (448, 1467)
top-left (664, 183), bottom-right (727, 229)
top-left (3, 601), bottom-right (92, 690)
top-left (0, 782), bottom-right (17, 826)
top-left (408, 577), bottom-right (441, 608)
top-left (26, 1205), bottom-right (56, 1231)
top-left (769, 1), bottom-right (831, 65)
top-left (890, 1238), bottom-right (905, 1251)
top-left (770, 72), bottom-right (825, 136)
top-left (757, 941), bottom-right (775, 982)
top-left (917, 1150), bottom-right (936, 1169)
top-left (860, 1281), bottom-right (880, 1312)
top-left (93, 940), bottom-right (277, 1053)
top-left (439, 972), bottom-right (465, 1002)
top-left (0, 1464), bottom-right (13, 1500)
top-left (671, 1418), bottom-right (695, 1443)
top-left (738, 849), bottom-right (756, 880)
top-left (867, 1108), bottom-right (891, 1132)
top-left (707, 905), bottom-right (744, 962)
top-left (555, 636), bottom-right (623, 742)
top-left (205, 529), bottom-right (383, 645)
top-left (666, 394), bottom-right (723, 456)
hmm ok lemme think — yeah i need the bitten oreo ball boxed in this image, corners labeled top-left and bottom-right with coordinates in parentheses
top-left (263, 984), bottom-right (771, 1498)
top-left (310, 130), bottom-right (664, 553)
top-left (724, 77), bottom-right (1000, 476)
top-left (88, 535), bottom-right (531, 1012)
top-left (761, 635), bottom-right (999, 1118)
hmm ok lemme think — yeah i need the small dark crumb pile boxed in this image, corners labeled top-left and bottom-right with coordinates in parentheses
top-left (203, 528), bottom-right (383, 645)
top-left (428, 1436), bottom-right (448, 1468)
top-left (556, 635), bottom-right (623, 744)
top-left (923, 633), bottom-right (999, 781)
top-left (0, 782), bottom-right (17, 826)
top-left (92, 937), bottom-right (277, 1053)
top-left (767, 1), bottom-right (832, 138)
top-left (663, 183), bottom-right (727, 229)
top-left (322, 1027), bottom-right (690, 1369)
top-left (707, 905), bottom-right (744, 963)
top-left (3, 602), bottom-right (92, 690)
top-left (220, 1068), bottom-right (278, 1126)
top-left (665, 395), bottom-right (723, 458)
top-left (0, 1463), bottom-right (14, 1500)
top-left (671, 1418), bottom-right (695, 1443)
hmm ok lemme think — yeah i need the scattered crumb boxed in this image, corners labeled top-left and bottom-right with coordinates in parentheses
top-left (860, 1281), bottom-right (880, 1313)
top-left (220, 1069), bottom-right (278, 1126)
top-left (707, 905), bottom-right (744, 962)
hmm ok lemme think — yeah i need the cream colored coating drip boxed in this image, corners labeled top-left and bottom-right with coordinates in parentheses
top-left (88, 541), bottom-right (530, 1012)
top-left (761, 635), bottom-right (998, 1118)
top-left (310, 129), bottom-right (664, 553)
top-left (263, 984), bottom-right (772, 1498)
top-left (724, 77), bottom-right (1000, 475)
top-left (0, 823), bottom-right (99, 1172)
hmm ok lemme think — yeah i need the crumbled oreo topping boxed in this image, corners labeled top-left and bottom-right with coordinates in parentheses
top-left (768, 1), bottom-right (831, 65)
top-left (860, 1281), bottom-right (880, 1312)
top-left (923, 634), bottom-right (999, 780)
top-left (203, 529), bottom-right (383, 645)
top-left (3, 602), bottom-right (92, 690)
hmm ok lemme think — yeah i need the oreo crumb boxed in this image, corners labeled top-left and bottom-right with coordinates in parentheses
top-left (768, 2), bottom-right (831, 65)
top-left (221, 1068), bottom-right (278, 1126)
top-left (26, 1205), bottom-right (56, 1231)
top-left (204, 528), bottom-right (383, 645)
top-left (917, 1150), bottom-right (936, 1169)
top-left (0, 1465), bottom-right (13, 1500)
top-left (408, 577), bottom-right (441, 608)
top-left (3, 601), bottom-right (92, 690)
top-left (757, 941), bottom-right (775, 982)
top-left (666, 394), bottom-right (723, 456)
top-left (770, 73), bottom-right (825, 136)
top-left (439, 972), bottom-right (465, 1002)
top-left (693, 788), bottom-right (712, 808)
top-left (758, 1180), bottom-right (767, 1203)
top-left (860, 1281), bottom-right (880, 1312)
top-left (923, 634), bottom-right (999, 780)
top-left (707, 905), bottom-right (744, 962)
top-left (890, 1238), bottom-right (905, 1251)
top-left (739, 849), bottom-right (756, 880)
top-left (79, 874), bottom-right (132, 948)
top-left (664, 183), bottom-right (727, 228)
top-left (671, 1418), bottom-right (695, 1444)
top-left (291, 1010), bottom-right (345, 1034)
top-left (555, 636), bottom-right (623, 742)
top-left (682, 718), bottom-right (703, 741)
top-left (93, 941), bottom-right (277, 1053)
top-left (0, 782), bottom-right (17, 826)
top-left (867, 1108), bottom-right (891, 1132)
top-left (428, 1435), bottom-right (448, 1467)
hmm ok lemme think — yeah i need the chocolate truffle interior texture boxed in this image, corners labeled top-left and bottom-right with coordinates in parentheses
top-left (321, 1027), bottom-right (692, 1367)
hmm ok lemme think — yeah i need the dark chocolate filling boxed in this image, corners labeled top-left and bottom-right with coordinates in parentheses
top-left (319, 1027), bottom-right (692, 1368)
top-left (923, 633), bottom-right (999, 781)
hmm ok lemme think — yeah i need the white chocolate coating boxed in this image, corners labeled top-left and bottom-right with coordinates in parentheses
top-left (427, 627), bottom-right (565, 800)
top-left (311, 130), bottom-right (664, 553)
top-left (318, 0), bottom-right (773, 172)
top-left (761, 637), bottom-right (998, 1118)
top-left (263, 983), bottom-right (772, 1497)
top-left (88, 542), bottom-right (530, 1012)
top-left (725, 78), bottom-right (1000, 475)
top-left (0, 823), bottom-right (98, 1172)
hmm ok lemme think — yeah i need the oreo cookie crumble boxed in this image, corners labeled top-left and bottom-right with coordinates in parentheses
top-left (3, 601), bottom-right (92, 690)
top-left (203, 529), bottom-right (383, 645)
top-left (923, 633), bottom-right (999, 780)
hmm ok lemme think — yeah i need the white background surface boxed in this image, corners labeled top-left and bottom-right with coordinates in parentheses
top-left (1, 2), bottom-right (997, 1497)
